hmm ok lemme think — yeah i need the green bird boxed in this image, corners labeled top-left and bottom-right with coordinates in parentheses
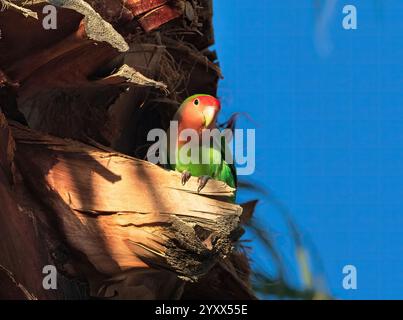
top-left (169, 94), bottom-right (237, 194)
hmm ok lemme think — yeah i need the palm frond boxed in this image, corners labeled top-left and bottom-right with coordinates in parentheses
top-left (0, 0), bottom-right (38, 18)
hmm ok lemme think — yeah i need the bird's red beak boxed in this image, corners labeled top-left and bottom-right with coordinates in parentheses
top-left (203, 106), bottom-right (218, 128)
top-left (202, 98), bottom-right (221, 128)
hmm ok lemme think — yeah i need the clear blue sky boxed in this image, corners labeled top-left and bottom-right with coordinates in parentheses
top-left (213, 0), bottom-right (403, 299)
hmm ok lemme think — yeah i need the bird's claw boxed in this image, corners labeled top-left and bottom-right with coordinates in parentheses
top-left (181, 171), bottom-right (192, 186)
top-left (197, 176), bottom-right (211, 193)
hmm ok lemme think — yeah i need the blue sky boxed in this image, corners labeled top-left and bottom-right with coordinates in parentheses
top-left (213, 0), bottom-right (403, 299)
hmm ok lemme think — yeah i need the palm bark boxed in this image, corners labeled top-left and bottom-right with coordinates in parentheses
top-left (0, 0), bottom-right (255, 299)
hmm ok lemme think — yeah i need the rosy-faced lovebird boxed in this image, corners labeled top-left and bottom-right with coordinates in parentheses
top-left (169, 94), bottom-right (237, 194)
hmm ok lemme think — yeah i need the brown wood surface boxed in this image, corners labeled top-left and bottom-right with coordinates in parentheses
top-left (0, 0), bottom-right (255, 300)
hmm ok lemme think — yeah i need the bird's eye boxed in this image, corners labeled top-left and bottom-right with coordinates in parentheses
top-left (194, 99), bottom-right (200, 106)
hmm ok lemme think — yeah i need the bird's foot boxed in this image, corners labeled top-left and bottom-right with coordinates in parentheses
top-left (181, 170), bottom-right (192, 186)
top-left (197, 176), bottom-right (211, 193)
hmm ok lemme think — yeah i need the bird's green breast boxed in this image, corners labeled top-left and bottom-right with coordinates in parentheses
top-left (172, 144), bottom-right (236, 189)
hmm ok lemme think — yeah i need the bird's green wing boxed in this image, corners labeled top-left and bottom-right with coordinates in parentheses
top-left (219, 135), bottom-right (237, 189)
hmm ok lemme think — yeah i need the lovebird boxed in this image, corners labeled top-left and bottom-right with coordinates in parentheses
top-left (169, 94), bottom-right (237, 194)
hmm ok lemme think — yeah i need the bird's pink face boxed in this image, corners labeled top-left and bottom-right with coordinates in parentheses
top-left (175, 95), bottom-right (221, 133)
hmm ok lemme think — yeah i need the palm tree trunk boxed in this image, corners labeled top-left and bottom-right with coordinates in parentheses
top-left (0, 0), bottom-right (255, 299)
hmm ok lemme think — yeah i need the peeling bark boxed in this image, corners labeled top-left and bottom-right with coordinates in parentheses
top-left (0, 0), bottom-right (255, 300)
top-left (7, 121), bottom-right (242, 298)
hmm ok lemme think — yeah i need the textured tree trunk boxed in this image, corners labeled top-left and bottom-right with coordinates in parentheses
top-left (0, 0), bottom-right (255, 299)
